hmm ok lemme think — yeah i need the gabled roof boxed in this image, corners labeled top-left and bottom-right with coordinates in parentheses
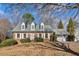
top-left (12, 21), bottom-right (53, 32)
top-left (12, 21), bottom-right (68, 35)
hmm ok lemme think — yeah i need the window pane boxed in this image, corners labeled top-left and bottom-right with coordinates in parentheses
top-left (22, 25), bottom-right (24, 29)
top-left (32, 25), bottom-right (34, 29)
top-left (24, 34), bottom-right (26, 38)
top-left (41, 25), bottom-right (43, 29)
top-left (39, 34), bottom-right (41, 37)
top-left (17, 34), bottom-right (20, 38)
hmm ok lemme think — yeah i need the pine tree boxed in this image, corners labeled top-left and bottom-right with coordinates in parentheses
top-left (22, 13), bottom-right (35, 24)
top-left (67, 18), bottom-right (75, 34)
top-left (58, 20), bottom-right (64, 29)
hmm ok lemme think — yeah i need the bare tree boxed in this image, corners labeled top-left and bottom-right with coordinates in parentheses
top-left (0, 19), bottom-right (11, 40)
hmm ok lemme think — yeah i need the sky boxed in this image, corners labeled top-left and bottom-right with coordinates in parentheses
top-left (0, 3), bottom-right (78, 24)
top-left (0, 4), bottom-right (40, 23)
top-left (0, 4), bottom-right (38, 23)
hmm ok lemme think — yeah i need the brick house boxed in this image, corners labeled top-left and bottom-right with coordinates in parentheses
top-left (12, 21), bottom-right (68, 42)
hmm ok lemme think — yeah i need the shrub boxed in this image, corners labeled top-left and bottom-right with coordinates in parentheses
top-left (66, 34), bottom-right (75, 41)
top-left (20, 38), bottom-right (31, 43)
top-left (34, 37), bottom-right (44, 42)
top-left (0, 39), bottom-right (17, 47)
top-left (50, 32), bottom-right (57, 42)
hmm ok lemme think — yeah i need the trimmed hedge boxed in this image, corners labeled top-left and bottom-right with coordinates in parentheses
top-left (20, 38), bottom-right (31, 43)
top-left (0, 39), bottom-right (17, 47)
top-left (34, 37), bottom-right (44, 42)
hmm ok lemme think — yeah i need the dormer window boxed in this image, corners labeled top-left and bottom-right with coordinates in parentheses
top-left (31, 22), bottom-right (35, 30)
top-left (40, 22), bottom-right (44, 30)
top-left (41, 25), bottom-right (44, 29)
top-left (21, 22), bottom-right (25, 30)
top-left (32, 25), bottom-right (34, 29)
top-left (22, 25), bottom-right (25, 29)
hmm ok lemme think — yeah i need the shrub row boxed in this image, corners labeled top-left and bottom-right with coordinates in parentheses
top-left (20, 38), bottom-right (31, 43)
top-left (0, 33), bottom-right (75, 48)
top-left (20, 37), bottom-right (44, 43)
top-left (34, 37), bottom-right (44, 42)
top-left (0, 37), bottom-right (44, 47)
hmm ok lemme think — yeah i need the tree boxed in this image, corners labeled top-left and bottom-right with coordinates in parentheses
top-left (57, 20), bottom-right (64, 29)
top-left (22, 13), bottom-right (35, 24)
top-left (67, 18), bottom-right (75, 34)
top-left (66, 33), bottom-right (75, 41)
top-left (0, 19), bottom-right (11, 41)
top-left (50, 32), bottom-right (57, 42)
